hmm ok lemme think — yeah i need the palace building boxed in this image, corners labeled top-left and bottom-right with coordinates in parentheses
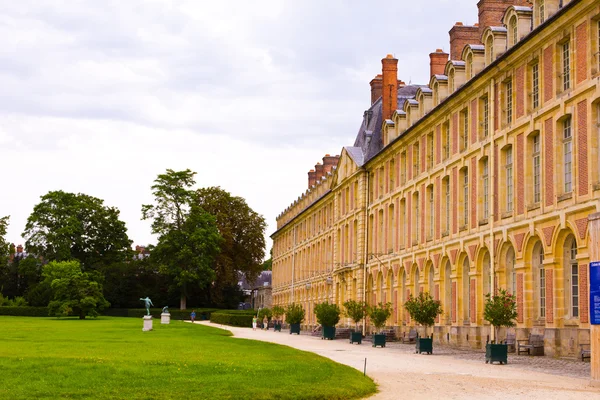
top-left (271, 0), bottom-right (600, 357)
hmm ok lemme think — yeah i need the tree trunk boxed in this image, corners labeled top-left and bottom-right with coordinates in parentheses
top-left (180, 294), bottom-right (187, 310)
top-left (79, 311), bottom-right (85, 320)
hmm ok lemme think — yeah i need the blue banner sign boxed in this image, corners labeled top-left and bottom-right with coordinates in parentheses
top-left (590, 261), bottom-right (600, 325)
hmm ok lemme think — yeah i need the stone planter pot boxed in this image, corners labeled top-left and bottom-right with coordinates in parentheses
top-left (350, 331), bottom-right (362, 345)
top-left (290, 323), bottom-right (301, 335)
top-left (322, 326), bottom-right (336, 340)
top-left (486, 343), bottom-right (508, 364)
top-left (416, 338), bottom-right (433, 354)
top-left (372, 333), bottom-right (386, 348)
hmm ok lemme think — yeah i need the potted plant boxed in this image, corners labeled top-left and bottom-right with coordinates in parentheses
top-left (285, 303), bottom-right (305, 335)
top-left (314, 302), bottom-right (341, 340)
top-left (484, 288), bottom-right (517, 365)
top-left (258, 308), bottom-right (272, 330)
top-left (367, 302), bottom-right (392, 348)
top-left (272, 305), bottom-right (284, 332)
top-left (343, 300), bottom-right (366, 344)
top-left (404, 292), bottom-right (443, 355)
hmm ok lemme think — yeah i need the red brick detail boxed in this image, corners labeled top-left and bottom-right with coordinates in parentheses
top-left (434, 284), bottom-right (440, 323)
top-left (468, 244), bottom-right (477, 262)
top-left (575, 218), bottom-right (588, 241)
top-left (418, 257), bottom-right (425, 271)
top-left (543, 46), bottom-right (553, 104)
top-left (516, 65), bottom-right (525, 119)
top-left (452, 113), bottom-right (459, 155)
top-left (576, 22), bottom-right (588, 84)
top-left (420, 286), bottom-right (424, 293)
top-left (514, 233), bottom-right (525, 253)
top-left (494, 239), bottom-right (500, 252)
top-left (450, 249), bottom-right (458, 264)
top-left (577, 100), bottom-right (588, 196)
top-left (435, 176), bottom-right (441, 240)
top-left (433, 253), bottom-right (441, 269)
top-left (421, 183), bottom-right (426, 243)
top-left (449, 25), bottom-right (480, 61)
top-left (407, 144), bottom-right (413, 181)
top-left (436, 125), bottom-right (441, 165)
top-left (544, 118), bottom-right (554, 206)
top-left (421, 136), bottom-right (426, 174)
top-left (407, 192), bottom-right (412, 248)
top-left (494, 83), bottom-right (499, 131)
top-left (546, 269), bottom-right (554, 323)
top-left (393, 263), bottom-right (399, 276)
top-left (404, 260), bottom-right (412, 272)
top-left (580, 264), bottom-right (589, 323)
top-left (471, 98), bottom-right (478, 145)
top-left (516, 133), bottom-right (524, 215)
top-left (452, 281), bottom-right (457, 323)
top-left (452, 167), bottom-right (458, 234)
top-left (542, 226), bottom-right (555, 247)
top-left (517, 273), bottom-right (524, 323)
top-left (493, 144), bottom-right (499, 221)
top-left (471, 157), bottom-right (477, 229)
top-left (395, 198), bottom-right (399, 251)
top-left (470, 278), bottom-right (476, 323)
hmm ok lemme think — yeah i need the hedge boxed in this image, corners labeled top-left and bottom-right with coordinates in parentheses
top-left (0, 307), bottom-right (49, 317)
top-left (210, 311), bottom-right (254, 327)
top-left (102, 308), bottom-right (220, 320)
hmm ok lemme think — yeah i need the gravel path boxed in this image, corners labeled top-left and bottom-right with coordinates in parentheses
top-left (196, 321), bottom-right (600, 400)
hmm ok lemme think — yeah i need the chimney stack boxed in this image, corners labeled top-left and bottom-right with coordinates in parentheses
top-left (381, 54), bottom-right (398, 121)
top-left (315, 162), bottom-right (324, 182)
top-left (308, 170), bottom-right (316, 188)
top-left (477, 0), bottom-right (529, 38)
top-left (449, 22), bottom-right (480, 60)
top-left (370, 74), bottom-right (383, 105)
top-left (429, 49), bottom-right (449, 78)
top-left (322, 154), bottom-right (339, 175)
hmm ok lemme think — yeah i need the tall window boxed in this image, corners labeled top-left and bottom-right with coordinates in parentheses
top-left (563, 117), bottom-right (572, 193)
top-left (466, 54), bottom-right (473, 80)
top-left (414, 192), bottom-right (420, 243)
top-left (460, 109), bottom-right (469, 151)
top-left (443, 121), bottom-right (450, 159)
top-left (506, 78), bottom-right (513, 125)
top-left (449, 70), bottom-right (455, 93)
top-left (562, 41), bottom-right (571, 91)
top-left (506, 147), bottom-right (513, 212)
top-left (444, 177), bottom-right (450, 234)
top-left (486, 36), bottom-right (494, 65)
top-left (483, 253), bottom-right (491, 295)
top-left (428, 185), bottom-right (434, 239)
top-left (414, 268), bottom-right (420, 294)
top-left (506, 247), bottom-right (516, 295)
top-left (509, 16), bottom-right (518, 46)
top-left (462, 168), bottom-right (469, 227)
top-left (533, 242), bottom-right (545, 318)
top-left (463, 258), bottom-right (470, 322)
top-left (539, 0), bottom-right (545, 24)
top-left (414, 142), bottom-right (420, 176)
top-left (428, 265), bottom-right (434, 293)
top-left (532, 63), bottom-right (539, 109)
top-left (483, 158), bottom-right (489, 219)
top-left (564, 236), bottom-right (579, 318)
top-left (400, 199), bottom-right (406, 248)
top-left (533, 134), bottom-right (541, 203)
top-left (427, 132), bottom-right (434, 169)
top-left (444, 261), bottom-right (451, 323)
top-left (482, 96), bottom-right (489, 138)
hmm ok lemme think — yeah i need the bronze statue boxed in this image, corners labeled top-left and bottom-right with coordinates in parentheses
top-left (162, 306), bottom-right (169, 314)
top-left (139, 297), bottom-right (154, 316)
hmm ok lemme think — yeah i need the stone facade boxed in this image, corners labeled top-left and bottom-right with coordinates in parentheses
top-left (272, 0), bottom-right (600, 357)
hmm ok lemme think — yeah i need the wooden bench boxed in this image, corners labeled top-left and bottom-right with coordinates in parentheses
top-left (579, 343), bottom-right (591, 361)
top-left (517, 334), bottom-right (544, 356)
top-left (401, 328), bottom-right (418, 344)
top-left (505, 333), bottom-right (516, 353)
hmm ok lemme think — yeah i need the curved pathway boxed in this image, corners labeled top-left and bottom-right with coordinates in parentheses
top-left (196, 322), bottom-right (600, 399)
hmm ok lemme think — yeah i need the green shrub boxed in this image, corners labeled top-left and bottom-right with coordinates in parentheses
top-left (257, 308), bottom-right (272, 321)
top-left (404, 292), bottom-right (442, 335)
top-left (314, 302), bottom-right (341, 327)
top-left (102, 308), bottom-right (219, 320)
top-left (272, 305), bottom-right (285, 320)
top-left (343, 300), bottom-right (366, 330)
top-left (484, 288), bottom-right (517, 343)
top-left (210, 311), bottom-right (254, 327)
top-left (367, 302), bottom-right (392, 333)
top-left (0, 295), bottom-right (29, 307)
top-left (0, 307), bottom-right (49, 317)
top-left (285, 303), bottom-right (305, 325)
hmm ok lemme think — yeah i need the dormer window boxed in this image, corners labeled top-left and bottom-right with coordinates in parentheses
top-left (509, 16), bottom-right (518, 46)
top-left (539, 0), bottom-right (545, 24)
top-left (448, 69), bottom-right (455, 92)
top-left (466, 54), bottom-right (473, 80)
top-left (486, 36), bottom-right (494, 65)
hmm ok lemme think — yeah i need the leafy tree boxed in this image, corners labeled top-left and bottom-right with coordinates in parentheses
top-left (43, 260), bottom-right (110, 319)
top-left (257, 307), bottom-right (272, 322)
top-left (484, 288), bottom-right (518, 343)
top-left (404, 292), bottom-right (443, 336)
top-left (367, 302), bottom-right (392, 333)
top-left (314, 302), bottom-right (341, 327)
top-left (23, 191), bottom-right (132, 270)
top-left (343, 300), bottom-right (366, 331)
top-left (261, 258), bottom-right (272, 271)
top-left (272, 305), bottom-right (285, 320)
top-left (0, 216), bottom-right (9, 269)
top-left (285, 303), bottom-right (305, 325)
top-left (195, 187), bottom-right (266, 306)
top-left (142, 170), bottom-right (222, 310)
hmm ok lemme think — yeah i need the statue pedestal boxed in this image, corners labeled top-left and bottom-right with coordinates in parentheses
top-left (143, 315), bottom-right (153, 331)
top-left (161, 313), bottom-right (171, 324)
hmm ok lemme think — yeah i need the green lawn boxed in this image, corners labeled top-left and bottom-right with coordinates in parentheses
top-left (0, 317), bottom-right (376, 400)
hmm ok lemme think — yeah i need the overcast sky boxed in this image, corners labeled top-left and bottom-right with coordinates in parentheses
top-left (0, 0), bottom-right (479, 257)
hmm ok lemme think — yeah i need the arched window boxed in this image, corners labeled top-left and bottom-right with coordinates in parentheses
top-left (428, 264), bottom-right (434, 293)
top-left (387, 271), bottom-right (394, 306)
top-left (378, 273), bottom-right (384, 304)
top-left (462, 258), bottom-right (470, 322)
top-left (482, 252), bottom-right (491, 295)
top-left (509, 16), bottom-right (518, 46)
top-left (532, 241), bottom-right (545, 319)
top-left (466, 53), bottom-right (473, 80)
top-left (564, 235), bottom-right (579, 318)
top-left (444, 261), bottom-right (452, 323)
top-left (401, 270), bottom-right (407, 321)
top-left (506, 246), bottom-right (516, 295)
top-left (486, 36), bottom-right (494, 65)
top-left (449, 69), bottom-right (455, 93)
top-left (414, 267), bottom-right (420, 294)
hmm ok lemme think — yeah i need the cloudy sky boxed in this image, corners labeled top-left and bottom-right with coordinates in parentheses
top-left (0, 0), bottom-right (478, 256)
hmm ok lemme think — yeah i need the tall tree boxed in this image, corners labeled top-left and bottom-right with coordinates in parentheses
top-left (23, 191), bottom-right (132, 270)
top-left (142, 170), bottom-right (222, 309)
top-left (195, 187), bottom-right (266, 306)
top-left (0, 216), bottom-right (9, 268)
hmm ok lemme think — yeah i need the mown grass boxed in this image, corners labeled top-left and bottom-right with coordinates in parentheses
top-left (0, 317), bottom-right (376, 399)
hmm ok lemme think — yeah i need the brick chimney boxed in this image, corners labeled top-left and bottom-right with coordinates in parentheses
top-left (429, 49), bottom-right (449, 78)
top-left (449, 22), bottom-right (481, 60)
top-left (370, 74), bottom-right (383, 105)
top-left (322, 154), bottom-right (339, 175)
top-left (315, 162), bottom-right (324, 182)
top-left (381, 54), bottom-right (398, 121)
top-left (477, 0), bottom-right (529, 38)
top-left (308, 169), bottom-right (316, 188)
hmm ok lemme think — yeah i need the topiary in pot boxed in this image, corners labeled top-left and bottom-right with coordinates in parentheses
top-left (314, 302), bottom-right (341, 340)
top-left (285, 303), bottom-right (305, 335)
top-left (368, 302), bottom-right (392, 348)
top-left (404, 292), bottom-right (443, 354)
top-left (272, 305), bottom-right (285, 332)
top-left (343, 300), bottom-right (366, 344)
top-left (483, 288), bottom-right (517, 364)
